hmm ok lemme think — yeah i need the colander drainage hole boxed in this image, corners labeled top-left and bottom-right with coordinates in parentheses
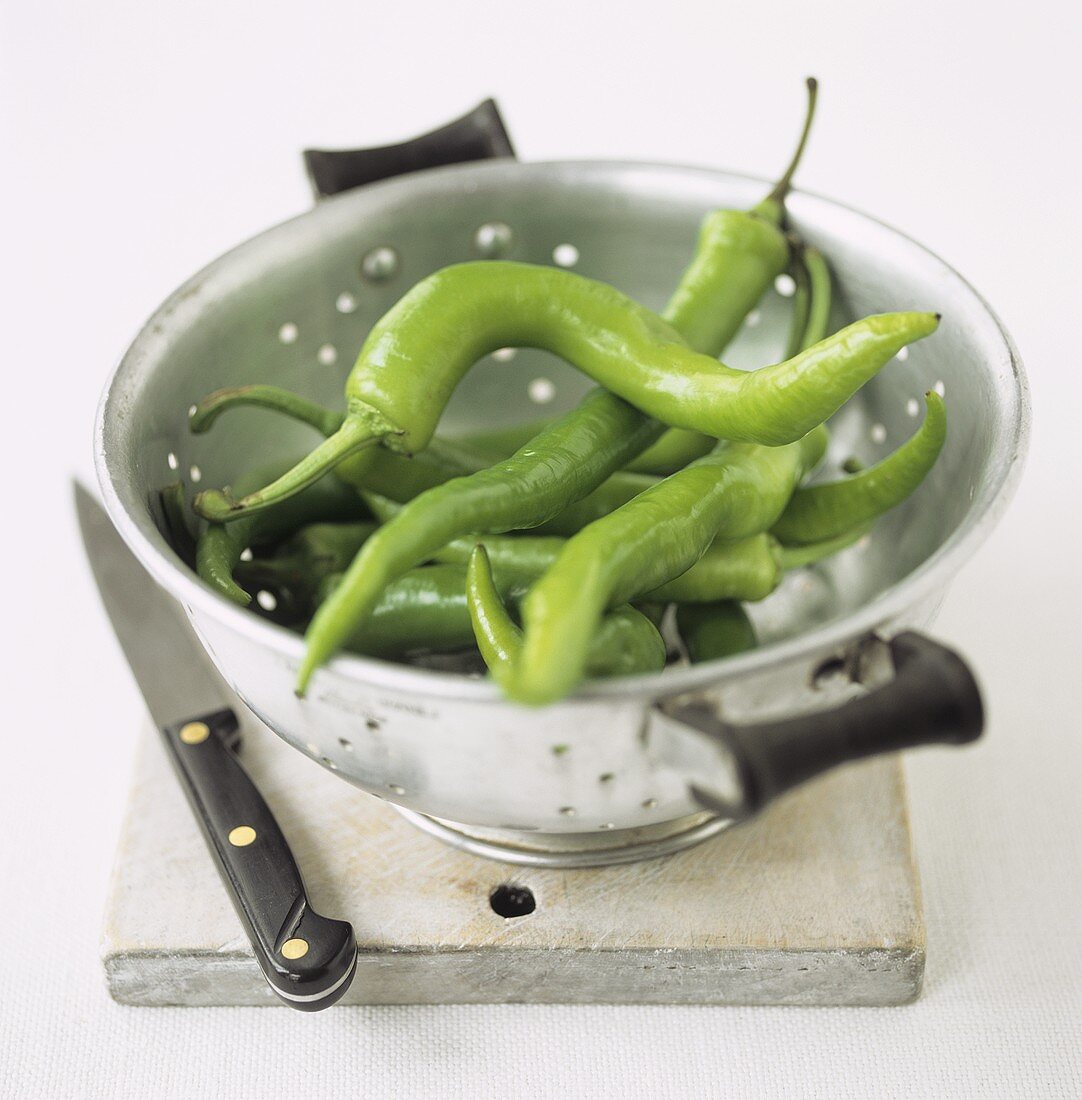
top-left (490, 884), bottom-right (536, 919)
top-left (552, 243), bottom-right (579, 267)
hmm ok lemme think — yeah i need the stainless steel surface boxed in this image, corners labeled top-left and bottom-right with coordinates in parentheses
top-left (94, 160), bottom-right (1029, 863)
top-left (394, 808), bottom-right (733, 868)
top-left (74, 482), bottom-right (229, 727)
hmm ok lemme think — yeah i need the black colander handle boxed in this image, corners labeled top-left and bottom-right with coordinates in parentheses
top-left (303, 98), bottom-right (516, 199)
top-left (664, 631), bottom-right (984, 821)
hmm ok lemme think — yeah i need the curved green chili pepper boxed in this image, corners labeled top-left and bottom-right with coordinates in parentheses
top-left (193, 267), bottom-right (935, 523)
top-left (772, 392), bottom-right (946, 545)
top-left (677, 601), bottom-right (758, 663)
top-left (196, 458), bottom-right (366, 606)
top-left (193, 87), bottom-right (826, 525)
top-left (466, 546), bottom-right (666, 685)
top-left (472, 429), bottom-right (827, 705)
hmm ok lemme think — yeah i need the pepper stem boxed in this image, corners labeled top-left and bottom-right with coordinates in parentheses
top-left (189, 385), bottom-right (345, 438)
top-left (776, 524), bottom-right (870, 570)
top-left (193, 418), bottom-right (386, 523)
top-left (765, 76), bottom-right (818, 208)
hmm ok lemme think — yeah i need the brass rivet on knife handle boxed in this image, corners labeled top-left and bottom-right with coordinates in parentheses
top-left (228, 825), bottom-right (257, 847)
top-left (281, 938), bottom-right (310, 960)
top-left (179, 721), bottom-right (210, 745)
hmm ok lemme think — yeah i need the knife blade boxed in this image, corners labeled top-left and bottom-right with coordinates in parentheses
top-left (74, 482), bottom-right (357, 1010)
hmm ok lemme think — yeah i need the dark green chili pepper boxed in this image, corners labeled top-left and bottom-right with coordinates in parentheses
top-left (196, 457), bottom-right (366, 606)
top-left (469, 429), bottom-right (828, 705)
top-left (772, 392), bottom-right (946, 545)
top-left (321, 560), bottom-right (661, 675)
top-left (466, 546), bottom-right (666, 685)
top-left (363, 492), bottom-right (862, 604)
top-left (158, 481), bottom-right (197, 567)
top-left (784, 245), bottom-right (832, 360)
top-left (320, 564), bottom-right (524, 659)
top-left (235, 521), bottom-right (376, 618)
top-left (677, 601), bottom-right (758, 663)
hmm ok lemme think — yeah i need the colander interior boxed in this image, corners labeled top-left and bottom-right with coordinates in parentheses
top-left (102, 161), bottom-right (1023, 654)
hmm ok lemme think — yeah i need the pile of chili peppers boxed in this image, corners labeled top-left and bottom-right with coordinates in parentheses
top-left (169, 80), bottom-right (948, 705)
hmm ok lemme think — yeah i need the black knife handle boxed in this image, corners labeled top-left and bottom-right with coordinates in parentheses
top-left (684, 632), bottom-right (984, 821)
top-left (160, 709), bottom-right (357, 1010)
top-left (303, 97), bottom-right (515, 199)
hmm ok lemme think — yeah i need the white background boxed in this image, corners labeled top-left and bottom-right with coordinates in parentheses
top-left (3, 1), bottom-right (1080, 1096)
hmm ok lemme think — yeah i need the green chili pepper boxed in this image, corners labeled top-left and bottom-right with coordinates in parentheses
top-left (636, 78), bottom-right (819, 472)
top-left (158, 481), bottom-right (197, 567)
top-left (451, 417), bottom-right (555, 460)
top-left (772, 392), bottom-right (946, 545)
top-left (364, 492), bottom-right (862, 604)
top-left (677, 601), bottom-right (758, 663)
top-left (456, 417), bottom-right (709, 478)
top-left (194, 266), bottom-right (932, 524)
top-left (784, 245), bottom-right (832, 360)
top-left (662, 77), bottom-right (817, 354)
top-left (623, 429), bottom-right (717, 475)
top-left (470, 429), bottom-right (828, 705)
top-left (235, 521), bottom-right (376, 618)
top-left (318, 564), bottom-right (523, 659)
top-left (196, 458), bottom-right (366, 606)
top-left (320, 560), bottom-right (661, 675)
top-left (466, 546), bottom-right (666, 685)
top-left (531, 471), bottom-right (660, 536)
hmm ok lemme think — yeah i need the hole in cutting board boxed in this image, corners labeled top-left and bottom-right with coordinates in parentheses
top-left (489, 884), bottom-right (536, 919)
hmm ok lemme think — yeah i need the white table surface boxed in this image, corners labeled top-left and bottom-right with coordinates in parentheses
top-left (3, 0), bottom-right (1079, 1095)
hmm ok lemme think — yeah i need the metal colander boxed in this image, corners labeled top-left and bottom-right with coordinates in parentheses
top-left (95, 135), bottom-right (1028, 866)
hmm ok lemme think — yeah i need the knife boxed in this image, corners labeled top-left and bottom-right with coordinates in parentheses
top-left (74, 482), bottom-right (357, 1010)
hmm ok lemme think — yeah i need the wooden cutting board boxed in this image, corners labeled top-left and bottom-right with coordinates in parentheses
top-left (102, 717), bottom-right (924, 1007)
